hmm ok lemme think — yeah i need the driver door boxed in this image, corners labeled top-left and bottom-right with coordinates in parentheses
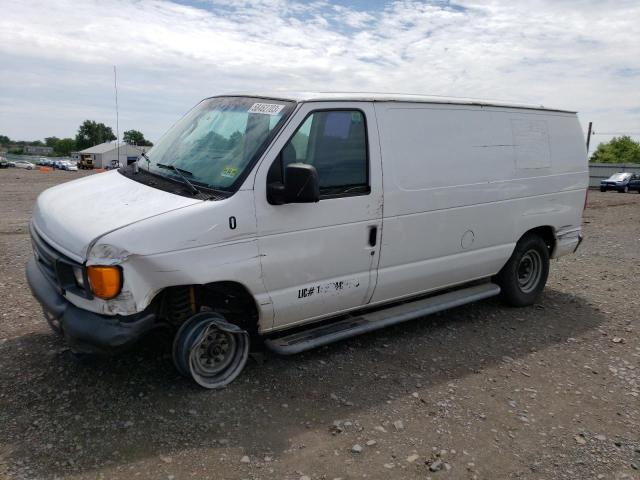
top-left (254, 102), bottom-right (383, 330)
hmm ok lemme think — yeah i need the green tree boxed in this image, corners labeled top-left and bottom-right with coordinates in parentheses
top-left (590, 136), bottom-right (640, 164)
top-left (75, 120), bottom-right (116, 150)
top-left (123, 129), bottom-right (153, 146)
top-left (45, 136), bottom-right (60, 148)
top-left (0, 135), bottom-right (10, 144)
top-left (53, 138), bottom-right (76, 156)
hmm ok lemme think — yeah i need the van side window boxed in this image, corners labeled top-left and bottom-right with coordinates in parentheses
top-left (268, 110), bottom-right (369, 197)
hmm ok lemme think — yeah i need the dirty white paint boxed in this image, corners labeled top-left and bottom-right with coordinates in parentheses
top-left (33, 170), bottom-right (200, 261)
top-left (31, 94), bottom-right (588, 333)
top-left (511, 118), bottom-right (551, 169)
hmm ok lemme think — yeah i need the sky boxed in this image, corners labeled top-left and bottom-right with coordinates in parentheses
top-left (1, 0), bottom-right (639, 154)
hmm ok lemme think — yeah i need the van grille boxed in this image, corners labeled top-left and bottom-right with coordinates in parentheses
top-left (30, 223), bottom-right (91, 298)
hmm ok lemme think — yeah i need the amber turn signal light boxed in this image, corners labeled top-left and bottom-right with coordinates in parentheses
top-left (87, 266), bottom-right (122, 300)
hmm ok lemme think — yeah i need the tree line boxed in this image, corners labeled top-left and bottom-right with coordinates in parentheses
top-left (0, 120), bottom-right (153, 157)
top-left (590, 136), bottom-right (640, 164)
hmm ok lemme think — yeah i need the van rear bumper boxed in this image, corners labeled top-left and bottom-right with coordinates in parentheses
top-left (26, 258), bottom-right (155, 354)
top-left (552, 228), bottom-right (583, 258)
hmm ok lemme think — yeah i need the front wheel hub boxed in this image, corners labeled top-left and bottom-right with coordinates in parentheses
top-left (196, 329), bottom-right (236, 375)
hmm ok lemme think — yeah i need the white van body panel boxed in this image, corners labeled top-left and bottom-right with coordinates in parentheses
top-left (29, 93), bottom-right (587, 337)
top-left (32, 170), bottom-right (200, 261)
top-left (64, 189), bottom-right (273, 321)
top-left (252, 102), bottom-right (383, 329)
top-left (371, 102), bottom-right (587, 303)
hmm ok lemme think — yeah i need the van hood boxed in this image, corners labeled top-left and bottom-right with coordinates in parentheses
top-left (32, 170), bottom-right (201, 261)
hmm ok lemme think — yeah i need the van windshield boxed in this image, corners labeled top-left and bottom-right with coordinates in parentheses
top-left (143, 97), bottom-right (294, 192)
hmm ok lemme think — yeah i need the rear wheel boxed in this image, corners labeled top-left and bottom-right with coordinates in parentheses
top-left (496, 233), bottom-right (550, 307)
top-left (172, 312), bottom-right (249, 389)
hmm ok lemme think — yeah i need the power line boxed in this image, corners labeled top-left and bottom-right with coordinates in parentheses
top-left (592, 132), bottom-right (640, 135)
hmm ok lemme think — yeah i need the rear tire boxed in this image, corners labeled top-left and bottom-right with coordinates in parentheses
top-left (496, 233), bottom-right (550, 307)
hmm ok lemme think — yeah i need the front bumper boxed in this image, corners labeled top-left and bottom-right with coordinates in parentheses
top-left (26, 258), bottom-right (155, 354)
top-left (600, 183), bottom-right (625, 190)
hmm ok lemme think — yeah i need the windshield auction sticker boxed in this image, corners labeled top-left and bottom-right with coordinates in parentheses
top-left (221, 166), bottom-right (239, 178)
top-left (248, 103), bottom-right (285, 115)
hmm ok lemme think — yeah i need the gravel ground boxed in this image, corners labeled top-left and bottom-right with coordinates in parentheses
top-left (0, 169), bottom-right (638, 480)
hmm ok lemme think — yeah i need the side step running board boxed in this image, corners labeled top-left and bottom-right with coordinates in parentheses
top-left (265, 282), bottom-right (500, 355)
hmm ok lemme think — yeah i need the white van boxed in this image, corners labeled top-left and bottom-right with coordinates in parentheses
top-left (27, 93), bottom-right (588, 388)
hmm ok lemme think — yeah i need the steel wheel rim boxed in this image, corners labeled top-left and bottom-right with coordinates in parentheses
top-left (192, 326), bottom-right (237, 376)
top-left (517, 249), bottom-right (542, 294)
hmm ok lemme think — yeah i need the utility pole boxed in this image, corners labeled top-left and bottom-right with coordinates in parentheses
top-left (586, 121), bottom-right (593, 156)
top-left (114, 65), bottom-right (120, 168)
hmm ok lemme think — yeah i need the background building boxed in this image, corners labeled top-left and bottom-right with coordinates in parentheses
top-left (77, 142), bottom-right (147, 169)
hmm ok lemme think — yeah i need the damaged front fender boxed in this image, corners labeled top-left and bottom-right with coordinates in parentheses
top-left (86, 243), bottom-right (132, 266)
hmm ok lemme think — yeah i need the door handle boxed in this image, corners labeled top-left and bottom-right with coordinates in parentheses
top-left (368, 226), bottom-right (377, 247)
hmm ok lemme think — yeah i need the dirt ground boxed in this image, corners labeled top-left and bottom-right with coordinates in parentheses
top-left (0, 169), bottom-right (638, 480)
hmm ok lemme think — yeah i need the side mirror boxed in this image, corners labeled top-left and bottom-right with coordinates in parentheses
top-left (268, 163), bottom-right (320, 204)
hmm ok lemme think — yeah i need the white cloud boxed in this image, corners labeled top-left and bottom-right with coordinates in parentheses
top-left (0, 0), bottom-right (638, 151)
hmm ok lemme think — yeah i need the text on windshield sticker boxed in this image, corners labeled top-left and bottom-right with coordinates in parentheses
top-left (221, 166), bottom-right (239, 178)
top-left (248, 103), bottom-right (285, 115)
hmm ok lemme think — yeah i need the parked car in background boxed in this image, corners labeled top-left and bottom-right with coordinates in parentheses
top-left (59, 161), bottom-right (77, 171)
top-left (7, 160), bottom-right (16, 167)
top-left (38, 158), bottom-right (50, 166)
top-left (600, 172), bottom-right (634, 192)
top-left (0, 157), bottom-right (8, 168)
top-left (627, 174), bottom-right (640, 193)
top-left (106, 160), bottom-right (120, 170)
top-left (14, 160), bottom-right (34, 170)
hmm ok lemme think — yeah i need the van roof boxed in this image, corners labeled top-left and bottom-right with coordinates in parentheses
top-left (223, 91), bottom-right (576, 114)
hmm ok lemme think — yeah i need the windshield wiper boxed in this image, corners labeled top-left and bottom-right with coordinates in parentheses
top-left (156, 162), bottom-right (201, 196)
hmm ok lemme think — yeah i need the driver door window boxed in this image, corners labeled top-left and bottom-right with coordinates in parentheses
top-left (268, 110), bottom-right (369, 197)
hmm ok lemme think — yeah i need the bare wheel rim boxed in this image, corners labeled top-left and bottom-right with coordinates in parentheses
top-left (173, 312), bottom-right (250, 388)
top-left (191, 326), bottom-right (237, 376)
top-left (517, 249), bottom-right (543, 294)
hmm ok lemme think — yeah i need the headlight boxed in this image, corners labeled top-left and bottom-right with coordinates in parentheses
top-left (87, 265), bottom-right (122, 300)
top-left (72, 266), bottom-right (85, 288)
